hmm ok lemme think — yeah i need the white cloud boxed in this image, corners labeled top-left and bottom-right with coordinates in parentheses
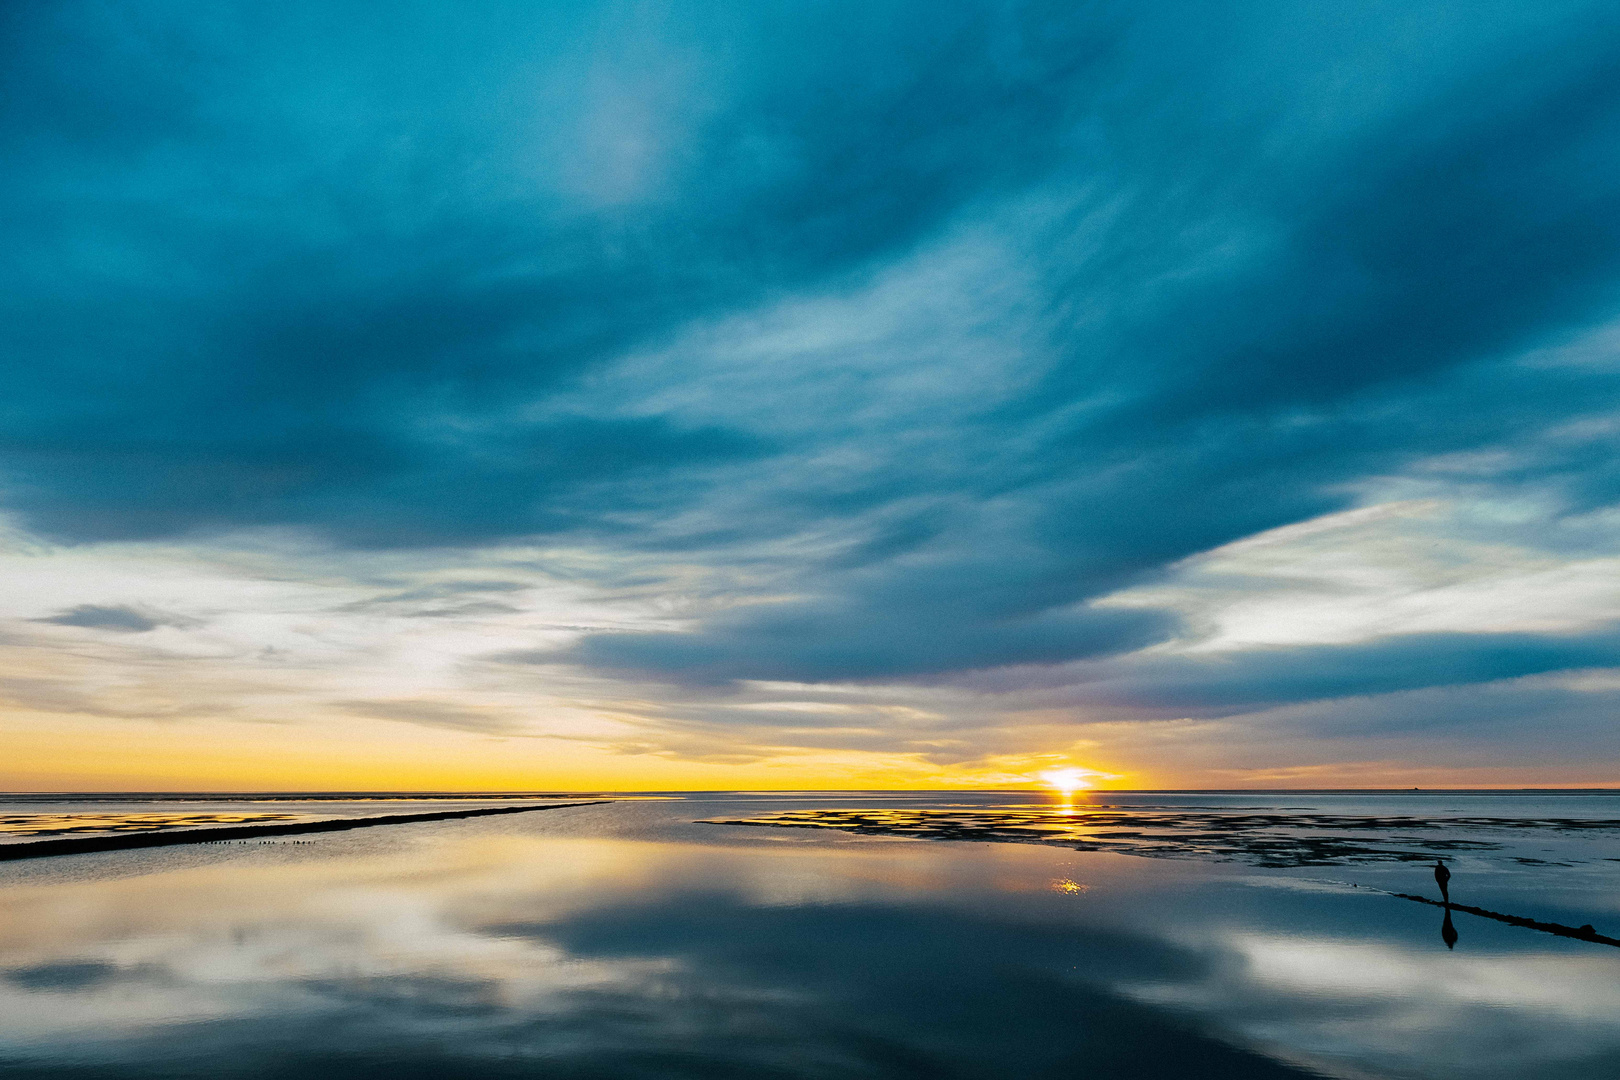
top-left (1098, 497), bottom-right (1620, 650)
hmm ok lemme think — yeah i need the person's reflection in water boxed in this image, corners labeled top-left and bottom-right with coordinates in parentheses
top-left (1433, 859), bottom-right (1451, 903)
top-left (1441, 905), bottom-right (1458, 950)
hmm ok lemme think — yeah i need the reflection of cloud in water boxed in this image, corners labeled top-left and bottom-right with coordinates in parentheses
top-left (0, 837), bottom-right (1316, 1078)
top-left (3, 802), bottom-right (1620, 1079)
top-left (1129, 933), bottom-right (1620, 1078)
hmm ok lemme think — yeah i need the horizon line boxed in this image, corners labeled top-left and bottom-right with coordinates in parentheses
top-left (4, 787), bottom-right (1620, 797)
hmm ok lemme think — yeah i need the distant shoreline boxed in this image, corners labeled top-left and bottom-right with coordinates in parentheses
top-left (3, 789), bottom-right (1618, 799)
top-left (0, 800), bottom-right (610, 862)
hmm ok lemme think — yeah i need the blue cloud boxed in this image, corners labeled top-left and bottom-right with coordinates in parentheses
top-left (34, 604), bottom-right (191, 633)
top-left (1052, 628), bottom-right (1620, 714)
top-left (6, 0), bottom-right (1620, 720)
top-left (0, 0), bottom-right (1094, 545)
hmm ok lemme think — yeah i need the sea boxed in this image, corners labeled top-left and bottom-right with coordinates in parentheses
top-left (2, 790), bottom-right (1619, 1079)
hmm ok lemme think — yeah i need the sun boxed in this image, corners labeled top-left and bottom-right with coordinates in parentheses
top-left (1038, 767), bottom-right (1093, 794)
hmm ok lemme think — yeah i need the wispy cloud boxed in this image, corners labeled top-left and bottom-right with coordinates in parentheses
top-left (3, 1), bottom-right (1620, 785)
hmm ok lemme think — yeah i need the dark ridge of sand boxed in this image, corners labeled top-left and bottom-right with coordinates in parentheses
top-left (1385, 891), bottom-right (1620, 948)
top-left (702, 807), bottom-right (1620, 867)
top-left (0, 801), bottom-right (611, 861)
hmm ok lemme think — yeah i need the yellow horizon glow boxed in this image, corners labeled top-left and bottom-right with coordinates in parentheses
top-left (0, 710), bottom-right (1143, 792)
top-left (4, 708), bottom-right (1617, 793)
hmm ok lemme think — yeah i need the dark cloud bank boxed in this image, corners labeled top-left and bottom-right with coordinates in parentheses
top-left (6, 1), bottom-right (1620, 744)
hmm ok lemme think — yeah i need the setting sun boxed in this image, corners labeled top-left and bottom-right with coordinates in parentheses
top-left (1039, 767), bottom-right (1094, 793)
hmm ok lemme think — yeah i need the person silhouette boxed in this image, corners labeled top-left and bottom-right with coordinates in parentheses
top-left (1433, 859), bottom-right (1451, 903)
top-left (1441, 906), bottom-right (1458, 949)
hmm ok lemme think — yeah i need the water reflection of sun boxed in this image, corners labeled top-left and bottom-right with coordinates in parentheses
top-left (1038, 768), bottom-right (1094, 815)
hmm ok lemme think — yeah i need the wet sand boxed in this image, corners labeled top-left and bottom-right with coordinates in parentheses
top-left (703, 804), bottom-right (1620, 867)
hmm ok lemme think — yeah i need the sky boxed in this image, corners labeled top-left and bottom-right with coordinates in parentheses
top-left (5, 1), bottom-right (1620, 790)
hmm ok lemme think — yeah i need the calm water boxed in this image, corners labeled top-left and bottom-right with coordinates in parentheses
top-left (3, 791), bottom-right (1620, 1079)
